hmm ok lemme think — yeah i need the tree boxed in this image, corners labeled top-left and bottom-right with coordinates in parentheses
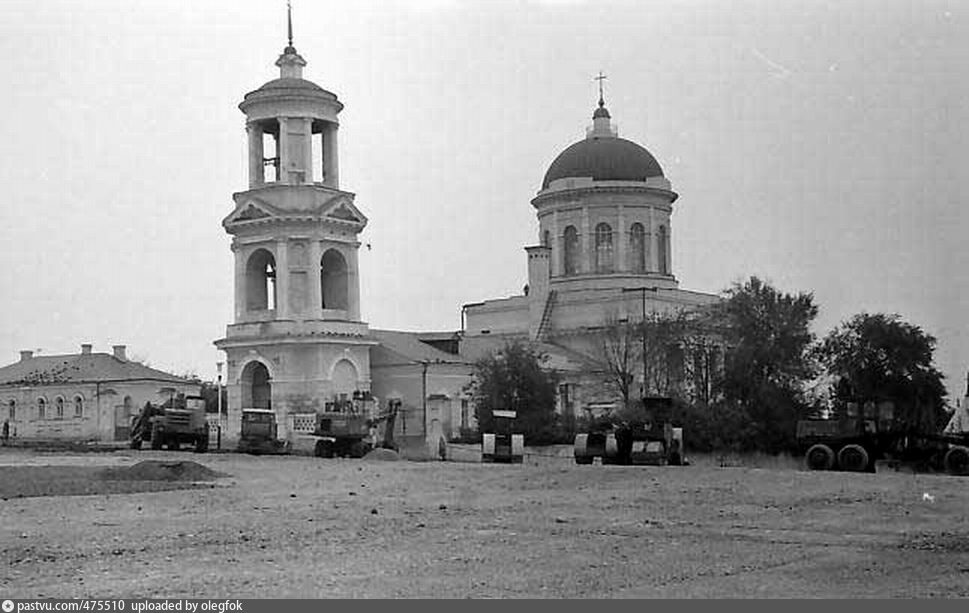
top-left (816, 312), bottom-right (948, 434)
top-left (467, 341), bottom-right (560, 442)
top-left (718, 276), bottom-right (819, 452)
top-left (599, 316), bottom-right (640, 410)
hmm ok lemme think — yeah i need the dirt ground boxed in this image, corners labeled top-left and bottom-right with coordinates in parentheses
top-left (1, 448), bottom-right (968, 598)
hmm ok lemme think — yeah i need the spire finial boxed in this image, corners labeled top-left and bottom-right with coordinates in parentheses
top-left (287, 1), bottom-right (294, 49)
top-left (595, 71), bottom-right (607, 107)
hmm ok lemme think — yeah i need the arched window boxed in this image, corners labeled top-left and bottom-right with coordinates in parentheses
top-left (55, 397), bottom-right (65, 419)
top-left (245, 249), bottom-right (277, 311)
top-left (37, 397), bottom-right (46, 420)
top-left (8, 399), bottom-right (15, 420)
top-left (563, 226), bottom-right (579, 276)
top-left (321, 249), bottom-right (349, 310)
top-left (630, 223), bottom-right (646, 273)
top-left (657, 225), bottom-right (669, 275)
top-left (595, 223), bottom-right (613, 273)
top-left (74, 395), bottom-right (83, 418)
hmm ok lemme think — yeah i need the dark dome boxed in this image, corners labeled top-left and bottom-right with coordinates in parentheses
top-left (542, 136), bottom-right (664, 189)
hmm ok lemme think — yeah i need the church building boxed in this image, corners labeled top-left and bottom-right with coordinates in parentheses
top-left (214, 16), bottom-right (721, 448)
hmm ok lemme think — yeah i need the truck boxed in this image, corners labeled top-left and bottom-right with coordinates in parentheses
top-left (311, 390), bottom-right (398, 458)
top-left (130, 394), bottom-right (209, 453)
top-left (481, 409), bottom-right (524, 463)
top-left (574, 396), bottom-right (685, 466)
top-left (237, 408), bottom-right (290, 455)
top-left (797, 399), bottom-right (969, 475)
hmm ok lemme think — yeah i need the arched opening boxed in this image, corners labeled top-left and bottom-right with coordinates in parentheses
top-left (55, 396), bottom-right (64, 419)
top-left (241, 361), bottom-right (272, 410)
top-left (8, 399), bottom-right (15, 420)
top-left (595, 222), bottom-right (613, 273)
top-left (331, 359), bottom-right (358, 401)
top-left (321, 249), bottom-right (348, 310)
top-left (630, 223), bottom-right (646, 273)
top-left (658, 225), bottom-right (669, 275)
top-left (563, 226), bottom-right (579, 276)
top-left (74, 395), bottom-right (83, 418)
top-left (246, 249), bottom-right (277, 312)
top-left (37, 397), bottom-right (46, 420)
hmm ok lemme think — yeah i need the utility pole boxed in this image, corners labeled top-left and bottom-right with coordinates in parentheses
top-left (622, 286), bottom-right (657, 400)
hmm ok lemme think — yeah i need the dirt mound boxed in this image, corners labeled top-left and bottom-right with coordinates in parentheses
top-left (363, 448), bottom-right (400, 461)
top-left (100, 461), bottom-right (226, 482)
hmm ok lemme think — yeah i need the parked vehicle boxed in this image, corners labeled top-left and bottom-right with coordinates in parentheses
top-left (481, 409), bottom-right (524, 463)
top-left (797, 399), bottom-right (969, 475)
top-left (130, 395), bottom-right (209, 453)
top-left (574, 396), bottom-right (685, 466)
top-left (237, 408), bottom-right (290, 455)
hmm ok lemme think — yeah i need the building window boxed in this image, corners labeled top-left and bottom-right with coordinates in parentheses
top-left (630, 223), bottom-right (646, 273)
top-left (55, 397), bottom-right (65, 419)
top-left (460, 398), bottom-right (469, 430)
top-left (595, 223), bottom-right (613, 273)
top-left (37, 398), bottom-right (46, 420)
top-left (657, 225), bottom-right (669, 275)
top-left (558, 384), bottom-right (574, 416)
top-left (8, 399), bottom-right (15, 420)
top-left (74, 396), bottom-right (83, 418)
top-left (563, 226), bottom-right (579, 276)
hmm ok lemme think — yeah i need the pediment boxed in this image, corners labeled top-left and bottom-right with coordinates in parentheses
top-left (223, 198), bottom-right (279, 226)
top-left (319, 195), bottom-right (367, 225)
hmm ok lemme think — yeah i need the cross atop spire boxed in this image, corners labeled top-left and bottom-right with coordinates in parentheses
top-left (595, 71), bottom-right (607, 108)
top-left (283, 1), bottom-right (297, 54)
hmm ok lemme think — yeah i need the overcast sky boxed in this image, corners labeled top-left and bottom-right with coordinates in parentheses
top-left (1, 0), bottom-right (966, 399)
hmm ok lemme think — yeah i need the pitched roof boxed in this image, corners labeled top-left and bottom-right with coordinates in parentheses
top-left (370, 329), bottom-right (468, 366)
top-left (456, 334), bottom-right (602, 373)
top-left (0, 353), bottom-right (197, 387)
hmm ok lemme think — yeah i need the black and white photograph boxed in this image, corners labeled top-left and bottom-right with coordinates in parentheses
top-left (1, 0), bottom-right (967, 600)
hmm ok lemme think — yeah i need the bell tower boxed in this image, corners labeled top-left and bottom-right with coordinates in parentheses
top-left (215, 8), bottom-right (375, 443)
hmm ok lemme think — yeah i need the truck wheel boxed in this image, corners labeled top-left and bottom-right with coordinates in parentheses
top-left (169, 438), bottom-right (179, 452)
top-left (944, 446), bottom-right (969, 476)
top-left (151, 436), bottom-right (162, 451)
top-left (574, 455), bottom-right (593, 465)
top-left (315, 440), bottom-right (334, 458)
top-left (837, 444), bottom-right (869, 472)
top-left (195, 437), bottom-right (208, 453)
top-left (130, 438), bottom-right (142, 450)
top-left (805, 444), bottom-right (835, 471)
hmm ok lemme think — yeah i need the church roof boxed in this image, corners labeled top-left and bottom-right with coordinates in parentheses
top-left (0, 353), bottom-right (196, 388)
top-left (245, 77), bottom-right (338, 100)
top-left (371, 330), bottom-right (467, 366)
top-left (542, 136), bottom-right (665, 189)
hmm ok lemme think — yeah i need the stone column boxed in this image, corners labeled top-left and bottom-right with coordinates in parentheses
top-left (309, 239), bottom-right (323, 316)
top-left (347, 245), bottom-right (361, 321)
top-left (275, 239), bottom-right (289, 319)
top-left (323, 124), bottom-right (340, 189)
top-left (581, 208), bottom-right (591, 274)
top-left (247, 123), bottom-right (264, 188)
top-left (550, 210), bottom-right (560, 277)
top-left (303, 119), bottom-right (314, 184)
top-left (278, 117), bottom-right (290, 184)
top-left (666, 220), bottom-right (673, 276)
top-left (233, 244), bottom-right (246, 321)
top-left (616, 205), bottom-right (626, 273)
